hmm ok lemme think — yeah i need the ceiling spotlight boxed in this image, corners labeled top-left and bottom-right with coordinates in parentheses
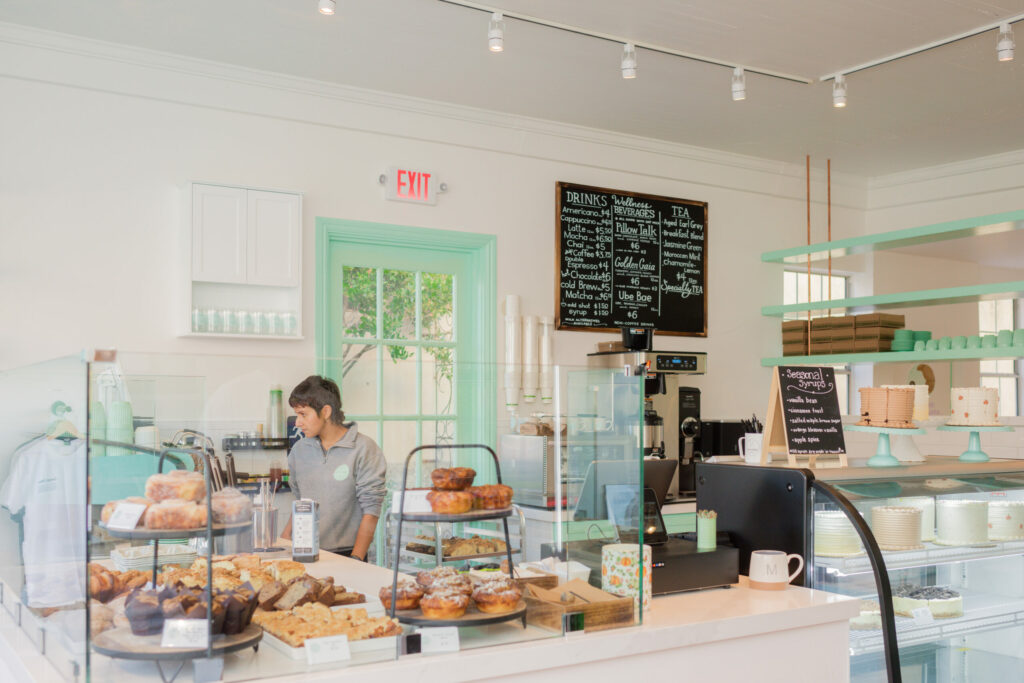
top-left (621, 43), bottom-right (637, 79)
top-left (488, 12), bottom-right (505, 52)
top-left (832, 74), bottom-right (847, 108)
top-left (997, 22), bottom-right (1015, 62)
top-left (318, 0), bottom-right (335, 16)
top-left (731, 67), bottom-right (746, 101)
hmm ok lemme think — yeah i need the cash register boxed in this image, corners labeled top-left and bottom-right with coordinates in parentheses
top-left (542, 470), bottom-right (738, 595)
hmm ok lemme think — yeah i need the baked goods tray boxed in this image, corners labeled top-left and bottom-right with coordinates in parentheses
top-left (98, 521), bottom-right (250, 540)
top-left (92, 624), bottom-right (262, 661)
top-left (394, 600), bottom-right (526, 626)
top-left (402, 547), bottom-right (520, 562)
top-left (395, 508), bottom-right (514, 523)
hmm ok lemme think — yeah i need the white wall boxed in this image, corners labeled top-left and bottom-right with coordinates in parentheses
top-left (0, 24), bottom-right (869, 429)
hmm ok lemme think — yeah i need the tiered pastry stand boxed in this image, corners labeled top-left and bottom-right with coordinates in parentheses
top-left (936, 425), bottom-right (1014, 463)
top-left (92, 443), bottom-right (260, 682)
top-left (844, 425), bottom-right (927, 468)
top-left (388, 444), bottom-right (526, 627)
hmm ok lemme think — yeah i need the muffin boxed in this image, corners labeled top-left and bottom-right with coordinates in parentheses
top-left (426, 490), bottom-right (473, 514)
top-left (420, 590), bottom-right (470, 619)
top-left (430, 467), bottom-right (477, 491)
top-left (378, 581), bottom-right (424, 610)
top-left (416, 566), bottom-right (459, 590)
top-left (471, 579), bottom-right (521, 614)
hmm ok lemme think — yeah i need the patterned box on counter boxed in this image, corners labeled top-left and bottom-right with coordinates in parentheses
top-left (831, 339), bottom-right (857, 353)
top-left (782, 330), bottom-right (809, 343)
top-left (809, 328), bottom-right (833, 343)
top-left (781, 320), bottom-right (809, 333)
top-left (810, 317), bottom-right (834, 331)
top-left (831, 315), bottom-right (856, 330)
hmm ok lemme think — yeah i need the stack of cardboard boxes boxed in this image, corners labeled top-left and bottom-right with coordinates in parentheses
top-left (781, 313), bottom-right (905, 356)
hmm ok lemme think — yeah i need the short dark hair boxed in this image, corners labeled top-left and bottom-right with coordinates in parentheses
top-left (288, 375), bottom-right (345, 425)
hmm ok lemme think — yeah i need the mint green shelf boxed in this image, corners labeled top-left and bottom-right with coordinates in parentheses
top-left (762, 347), bottom-right (1024, 366)
top-left (762, 210), bottom-right (1024, 264)
top-left (762, 280), bottom-right (1024, 316)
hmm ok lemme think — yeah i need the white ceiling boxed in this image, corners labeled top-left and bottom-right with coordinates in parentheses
top-left (2, 0), bottom-right (1023, 176)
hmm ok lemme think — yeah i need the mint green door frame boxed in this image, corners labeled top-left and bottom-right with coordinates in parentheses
top-left (315, 217), bottom-right (498, 469)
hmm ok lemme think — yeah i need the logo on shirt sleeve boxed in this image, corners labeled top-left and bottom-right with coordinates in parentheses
top-left (333, 464), bottom-right (351, 482)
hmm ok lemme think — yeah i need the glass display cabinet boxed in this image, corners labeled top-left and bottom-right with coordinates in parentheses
top-left (699, 457), bottom-right (1024, 683)
top-left (0, 352), bottom-right (646, 681)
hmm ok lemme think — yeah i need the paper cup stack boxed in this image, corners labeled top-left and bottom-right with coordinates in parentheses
top-left (106, 401), bottom-right (134, 456)
top-left (601, 543), bottom-right (652, 612)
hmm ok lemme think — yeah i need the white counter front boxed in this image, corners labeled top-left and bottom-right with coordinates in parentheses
top-left (3, 549), bottom-right (858, 683)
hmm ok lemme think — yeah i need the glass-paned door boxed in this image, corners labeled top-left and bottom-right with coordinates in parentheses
top-left (337, 265), bottom-right (457, 470)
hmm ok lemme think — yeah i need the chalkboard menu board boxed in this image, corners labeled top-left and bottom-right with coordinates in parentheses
top-left (776, 366), bottom-right (846, 456)
top-left (556, 182), bottom-right (708, 336)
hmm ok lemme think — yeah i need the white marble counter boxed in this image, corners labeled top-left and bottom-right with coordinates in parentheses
top-left (4, 547), bottom-right (859, 683)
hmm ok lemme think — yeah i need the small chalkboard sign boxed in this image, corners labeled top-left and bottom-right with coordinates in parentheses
top-left (556, 182), bottom-right (707, 336)
top-left (763, 366), bottom-right (847, 468)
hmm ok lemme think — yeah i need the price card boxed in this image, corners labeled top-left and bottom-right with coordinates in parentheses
top-left (106, 502), bottom-right (147, 531)
top-left (419, 626), bottom-right (460, 653)
top-left (161, 619), bottom-right (210, 649)
top-left (911, 607), bottom-right (934, 625)
top-left (305, 633), bottom-right (351, 665)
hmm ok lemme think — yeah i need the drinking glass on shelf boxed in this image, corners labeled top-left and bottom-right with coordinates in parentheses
top-left (203, 307), bottom-right (218, 333)
top-left (220, 309), bottom-right (235, 334)
top-left (265, 311), bottom-right (281, 336)
top-left (235, 309), bottom-right (252, 335)
top-left (251, 310), bottom-right (265, 335)
top-left (191, 307), bottom-right (205, 333)
top-left (282, 311), bottom-right (298, 336)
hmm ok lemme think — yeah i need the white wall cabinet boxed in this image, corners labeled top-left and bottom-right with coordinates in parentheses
top-left (186, 182), bottom-right (303, 339)
top-left (246, 190), bottom-right (301, 287)
top-left (192, 184), bottom-right (248, 284)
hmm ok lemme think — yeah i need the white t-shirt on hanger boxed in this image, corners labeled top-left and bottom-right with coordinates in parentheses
top-left (0, 438), bottom-right (87, 608)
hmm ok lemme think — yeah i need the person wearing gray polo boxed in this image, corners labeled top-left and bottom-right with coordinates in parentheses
top-left (281, 376), bottom-right (387, 561)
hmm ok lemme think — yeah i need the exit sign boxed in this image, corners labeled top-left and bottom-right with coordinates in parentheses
top-left (382, 166), bottom-right (440, 205)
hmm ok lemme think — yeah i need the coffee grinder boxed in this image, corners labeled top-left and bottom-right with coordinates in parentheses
top-left (587, 327), bottom-right (707, 501)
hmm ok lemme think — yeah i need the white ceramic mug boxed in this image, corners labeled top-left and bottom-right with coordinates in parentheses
top-left (738, 433), bottom-right (767, 464)
top-left (749, 550), bottom-right (803, 590)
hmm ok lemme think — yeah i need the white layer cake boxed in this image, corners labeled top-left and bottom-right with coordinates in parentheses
top-left (814, 511), bottom-right (864, 557)
top-left (883, 384), bottom-right (929, 422)
top-left (935, 499), bottom-right (989, 545)
top-left (850, 600), bottom-right (881, 630)
top-left (988, 500), bottom-right (1024, 541)
top-left (948, 387), bottom-right (1000, 426)
top-left (892, 585), bottom-right (963, 619)
top-left (891, 497), bottom-right (936, 542)
top-left (871, 506), bottom-right (924, 550)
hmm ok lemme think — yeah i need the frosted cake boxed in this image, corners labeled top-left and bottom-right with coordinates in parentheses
top-left (883, 384), bottom-right (929, 422)
top-left (858, 387), bottom-right (915, 428)
top-left (988, 500), bottom-right (1024, 541)
top-left (870, 506), bottom-right (924, 550)
top-left (948, 387), bottom-right (1000, 426)
top-left (891, 497), bottom-right (935, 542)
top-left (814, 511), bottom-right (864, 557)
top-left (892, 585), bottom-right (963, 619)
top-left (935, 499), bottom-right (989, 546)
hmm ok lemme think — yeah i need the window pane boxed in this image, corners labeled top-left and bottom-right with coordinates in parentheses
top-left (421, 272), bottom-right (454, 341)
top-left (382, 269), bottom-right (416, 340)
top-left (428, 420), bottom-right (456, 449)
top-left (979, 300), bottom-right (996, 333)
top-left (997, 359), bottom-right (1014, 374)
top-left (422, 349), bottom-right (455, 416)
top-left (342, 266), bottom-right (378, 338)
top-left (339, 343), bottom-right (378, 416)
top-left (783, 272), bottom-right (796, 306)
top-left (1000, 377), bottom-right (1017, 416)
top-left (996, 299), bottom-right (1014, 331)
top-left (381, 345), bottom-right (417, 415)
top-left (834, 372), bottom-right (849, 416)
top-left (381, 420), bottom-right (421, 488)
top-left (830, 275), bottom-right (846, 300)
top-left (981, 360), bottom-right (998, 374)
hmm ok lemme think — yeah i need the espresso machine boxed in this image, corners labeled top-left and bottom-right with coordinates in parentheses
top-left (587, 327), bottom-right (707, 501)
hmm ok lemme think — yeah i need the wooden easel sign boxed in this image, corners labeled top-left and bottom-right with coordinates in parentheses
top-left (763, 366), bottom-right (848, 468)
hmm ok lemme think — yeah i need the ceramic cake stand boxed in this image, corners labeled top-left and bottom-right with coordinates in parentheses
top-left (936, 424), bottom-right (1013, 463)
top-left (845, 425), bottom-right (926, 468)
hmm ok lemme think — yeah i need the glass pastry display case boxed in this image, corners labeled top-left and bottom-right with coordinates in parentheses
top-left (0, 351), bottom-right (647, 681)
top-left (699, 457), bottom-right (1024, 683)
